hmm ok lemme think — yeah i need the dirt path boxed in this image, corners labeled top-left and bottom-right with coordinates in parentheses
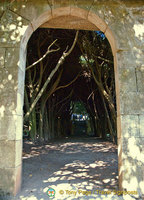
top-left (15, 137), bottom-right (119, 200)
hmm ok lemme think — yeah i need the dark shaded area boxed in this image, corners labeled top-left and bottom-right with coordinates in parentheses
top-left (24, 28), bottom-right (116, 142)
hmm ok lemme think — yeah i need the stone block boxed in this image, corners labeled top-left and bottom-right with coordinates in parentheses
top-left (0, 10), bottom-right (29, 47)
top-left (0, 90), bottom-right (17, 116)
top-left (136, 65), bottom-right (144, 92)
top-left (132, 47), bottom-right (144, 66)
top-left (121, 164), bottom-right (144, 196)
top-left (15, 115), bottom-right (23, 140)
top-left (137, 138), bottom-right (144, 159)
top-left (15, 141), bottom-right (22, 167)
top-left (118, 136), bottom-right (144, 172)
top-left (119, 68), bottom-right (137, 93)
top-left (0, 65), bottom-right (24, 116)
top-left (131, 23), bottom-right (144, 50)
top-left (19, 45), bottom-right (27, 73)
top-left (0, 140), bottom-right (22, 168)
top-left (0, 48), bottom-right (5, 67)
top-left (72, 0), bottom-right (94, 15)
top-left (120, 115), bottom-right (140, 138)
top-left (0, 65), bottom-right (18, 91)
top-left (117, 115), bottom-right (121, 139)
top-left (49, 0), bottom-right (94, 14)
top-left (16, 92), bottom-right (24, 116)
top-left (88, 3), bottom-right (135, 51)
top-left (123, 14), bottom-right (143, 50)
top-left (0, 114), bottom-right (23, 140)
top-left (129, 6), bottom-right (144, 23)
top-left (52, 6), bottom-right (71, 18)
top-left (117, 138), bottom-right (123, 172)
top-left (0, 66), bottom-right (19, 116)
top-left (120, 92), bottom-right (144, 115)
top-left (105, 27), bottom-right (117, 54)
top-left (0, 165), bottom-right (22, 196)
top-left (4, 48), bottom-right (20, 68)
top-left (71, 6), bottom-right (88, 20)
top-left (116, 50), bottom-right (137, 68)
top-left (88, 10), bottom-right (107, 33)
top-left (109, 22), bottom-right (132, 50)
top-left (118, 137), bottom-right (144, 196)
top-left (121, 137), bottom-right (144, 165)
top-left (122, 165), bottom-right (143, 191)
top-left (123, 6), bottom-right (144, 50)
top-left (48, 0), bottom-right (73, 9)
top-left (17, 68), bottom-right (25, 96)
top-left (109, 6), bottom-right (144, 51)
top-left (139, 115), bottom-right (144, 137)
top-left (10, 0), bottom-right (50, 22)
top-left (90, 1), bottom-right (128, 26)
top-left (122, 157), bottom-right (137, 167)
top-left (41, 14), bottom-right (97, 31)
top-left (19, 23), bottom-right (33, 58)
top-left (112, 7), bottom-right (143, 51)
top-left (31, 10), bottom-right (52, 31)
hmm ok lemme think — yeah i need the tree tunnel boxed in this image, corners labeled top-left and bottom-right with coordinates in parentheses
top-left (24, 28), bottom-right (117, 143)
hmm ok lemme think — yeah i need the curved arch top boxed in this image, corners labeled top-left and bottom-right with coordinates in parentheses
top-left (21, 6), bottom-right (119, 116)
top-left (1, 1), bottom-right (144, 197)
top-left (20, 6), bottom-right (120, 117)
top-left (21, 7), bottom-right (117, 55)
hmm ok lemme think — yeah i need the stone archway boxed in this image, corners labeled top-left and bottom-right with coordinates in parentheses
top-left (20, 6), bottom-right (121, 194)
top-left (0, 2), bottom-right (144, 198)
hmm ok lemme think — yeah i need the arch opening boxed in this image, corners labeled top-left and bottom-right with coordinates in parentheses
top-left (24, 28), bottom-right (117, 142)
top-left (19, 7), bottom-right (120, 198)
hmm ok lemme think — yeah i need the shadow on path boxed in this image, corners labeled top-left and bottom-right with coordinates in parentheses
top-left (15, 137), bottom-right (118, 200)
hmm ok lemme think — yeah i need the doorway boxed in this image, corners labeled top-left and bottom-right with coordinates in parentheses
top-left (20, 28), bottom-right (118, 199)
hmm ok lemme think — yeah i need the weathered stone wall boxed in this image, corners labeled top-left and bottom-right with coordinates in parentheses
top-left (0, 0), bottom-right (144, 197)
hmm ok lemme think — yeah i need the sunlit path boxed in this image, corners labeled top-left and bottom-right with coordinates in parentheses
top-left (13, 137), bottom-right (119, 199)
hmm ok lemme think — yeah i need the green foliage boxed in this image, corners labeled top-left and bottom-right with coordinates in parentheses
top-left (71, 101), bottom-right (88, 115)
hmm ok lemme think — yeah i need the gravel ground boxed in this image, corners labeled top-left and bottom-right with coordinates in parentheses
top-left (9, 136), bottom-right (139, 200)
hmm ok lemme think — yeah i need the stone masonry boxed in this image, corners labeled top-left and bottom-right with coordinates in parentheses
top-left (0, 0), bottom-right (144, 197)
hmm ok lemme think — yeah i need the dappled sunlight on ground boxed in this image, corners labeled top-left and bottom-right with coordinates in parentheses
top-left (14, 137), bottom-right (142, 199)
top-left (15, 137), bottom-right (143, 199)
top-left (22, 137), bottom-right (116, 158)
top-left (14, 137), bottom-right (120, 199)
